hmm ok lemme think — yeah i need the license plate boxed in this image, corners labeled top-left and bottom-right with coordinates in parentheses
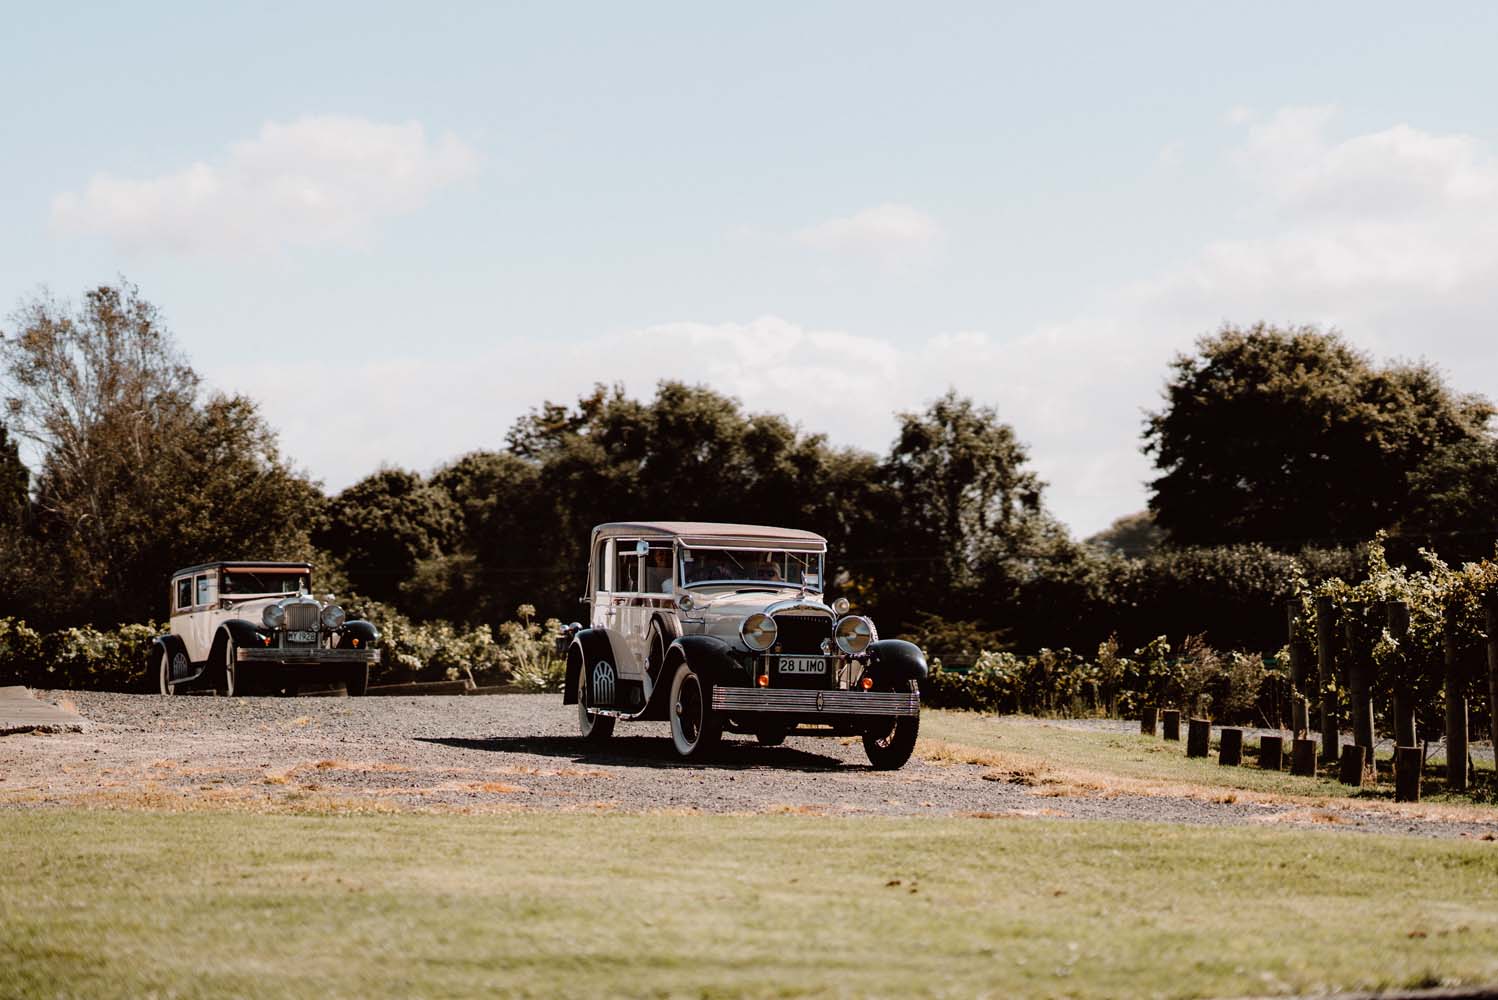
top-left (778, 656), bottom-right (825, 675)
top-left (288, 630), bottom-right (317, 643)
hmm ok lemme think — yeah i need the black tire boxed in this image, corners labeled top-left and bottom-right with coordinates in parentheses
top-left (578, 658), bottom-right (615, 742)
top-left (863, 682), bottom-right (920, 770)
top-left (221, 638), bottom-right (241, 697)
top-left (345, 663), bottom-right (369, 697)
top-left (756, 727), bottom-right (787, 747)
top-left (157, 647), bottom-right (180, 696)
top-left (668, 659), bottom-right (722, 759)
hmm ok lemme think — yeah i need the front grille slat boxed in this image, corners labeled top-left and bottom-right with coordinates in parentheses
top-left (773, 614), bottom-right (831, 654)
top-left (285, 604), bottom-right (319, 631)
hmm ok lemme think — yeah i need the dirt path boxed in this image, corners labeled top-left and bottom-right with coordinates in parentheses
top-left (3, 691), bottom-right (1497, 839)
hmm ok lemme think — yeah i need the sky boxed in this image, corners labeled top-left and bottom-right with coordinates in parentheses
top-left (4, 2), bottom-right (1498, 537)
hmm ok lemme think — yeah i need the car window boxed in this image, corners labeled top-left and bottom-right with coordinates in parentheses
top-left (195, 574), bottom-right (211, 607)
top-left (223, 570), bottom-right (309, 595)
top-left (642, 543), bottom-right (673, 594)
top-left (594, 541), bottom-right (609, 592)
top-left (175, 578), bottom-right (192, 611)
top-left (615, 541), bottom-right (640, 594)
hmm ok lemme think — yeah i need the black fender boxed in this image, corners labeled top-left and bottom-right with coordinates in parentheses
top-left (563, 629), bottom-right (618, 705)
top-left (210, 619), bottom-right (266, 666)
top-left (861, 639), bottom-right (928, 691)
top-left (341, 619), bottom-right (380, 648)
top-left (641, 635), bottom-right (745, 721)
top-left (151, 634), bottom-right (202, 685)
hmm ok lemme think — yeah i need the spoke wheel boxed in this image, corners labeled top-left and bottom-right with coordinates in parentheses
top-left (577, 660), bottom-right (615, 742)
top-left (157, 649), bottom-right (178, 696)
top-left (668, 660), bottom-right (722, 759)
top-left (221, 639), bottom-right (239, 697)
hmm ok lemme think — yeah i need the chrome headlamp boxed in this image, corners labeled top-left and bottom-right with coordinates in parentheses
top-left (262, 604), bottom-right (286, 629)
top-left (677, 592), bottom-right (697, 613)
top-left (740, 612), bottom-right (778, 652)
top-left (321, 604), bottom-right (346, 629)
top-left (835, 615), bottom-right (874, 655)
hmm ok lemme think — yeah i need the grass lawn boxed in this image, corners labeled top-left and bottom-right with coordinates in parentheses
top-left (920, 711), bottom-right (1498, 807)
top-left (5, 810), bottom-right (1498, 998)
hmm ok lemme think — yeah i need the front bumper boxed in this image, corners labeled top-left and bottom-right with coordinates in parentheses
top-left (237, 648), bottom-right (382, 665)
top-left (711, 687), bottom-right (919, 717)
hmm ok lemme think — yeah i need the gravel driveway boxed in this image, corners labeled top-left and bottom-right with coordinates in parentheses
top-left (4, 691), bottom-right (1498, 840)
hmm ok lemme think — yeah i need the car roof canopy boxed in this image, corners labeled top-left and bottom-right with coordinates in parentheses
top-left (591, 521), bottom-right (827, 552)
top-left (171, 561), bottom-right (314, 577)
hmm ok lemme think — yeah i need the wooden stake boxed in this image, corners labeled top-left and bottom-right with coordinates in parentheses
top-left (1291, 737), bottom-right (1317, 777)
top-left (1485, 593), bottom-right (1498, 754)
top-left (1316, 596), bottom-right (1340, 763)
top-left (1386, 600), bottom-right (1416, 748)
top-left (1259, 734), bottom-right (1284, 771)
top-left (1186, 718), bottom-right (1211, 758)
top-left (1394, 745), bottom-right (1422, 803)
top-left (1343, 603), bottom-right (1376, 775)
top-left (1218, 727), bottom-right (1243, 766)
top-left (1140, 707), bottom-right (1157, 737)
top-left (1444, 626), bottom-right (1469, 793)
top-left (1286, 601), bottom-right (1310, 738)
top-left (1338, 744), bottom-right (1368, 787)
top-left (1162, 709), bottom-right (1181, 741)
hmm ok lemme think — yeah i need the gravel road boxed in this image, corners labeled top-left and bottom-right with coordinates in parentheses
top-left (3, 691), bottom-right (1498, 840)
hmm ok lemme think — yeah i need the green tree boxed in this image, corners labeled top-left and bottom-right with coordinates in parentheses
top-left (1085, 510), bottom-right (1166, 555)
top-left (1144, 324), bottom-right (1493, 548)
top-left (2, 281), bottom-right (320, 625)
top-left (315, 468), bottom-right (460, 607)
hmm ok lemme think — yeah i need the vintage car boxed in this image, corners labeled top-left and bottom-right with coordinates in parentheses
top-left (153, 561), bottom-right (381, 697)
top-left (559, 522), bottom-right (925, 768)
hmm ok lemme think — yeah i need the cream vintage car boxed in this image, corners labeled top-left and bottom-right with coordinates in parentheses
top-left (559, 522), bottom-right (926, 768)
top-left (152, 561), bottom-right (381, 696)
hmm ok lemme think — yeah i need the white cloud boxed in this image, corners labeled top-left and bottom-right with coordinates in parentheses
top-left (52, 116), bottom-right (478, 253)
top-left (214, 107), bottom-right (1498, 537)
top-left (792, 203), bottom-right (942, 265)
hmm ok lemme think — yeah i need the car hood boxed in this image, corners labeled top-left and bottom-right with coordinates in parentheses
top-left (684, 588), bottom-right (835, 648)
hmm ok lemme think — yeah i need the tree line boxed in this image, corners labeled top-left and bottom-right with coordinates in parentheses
top-left (4, 282), bottom-right (1498, 659)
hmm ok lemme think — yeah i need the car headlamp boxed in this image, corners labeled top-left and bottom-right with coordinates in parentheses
top-left (321, 604), bottom-right (346, 629)
top-left (677, 592), bottom-right (697, 613)
top-left (262, 604), bottom-right (286, 629)
top-left (740, 612), bottom-right (778, 651)
top-left (835, 615), bottom-right (874, 655)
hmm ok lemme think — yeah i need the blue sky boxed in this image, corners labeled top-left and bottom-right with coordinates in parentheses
top-left (5, 2), bottom-right (1498, 535)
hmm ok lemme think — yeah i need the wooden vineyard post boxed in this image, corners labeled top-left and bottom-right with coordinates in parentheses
top-left (1486, 593), bottom-right (1498, 753)
top-left (1161, 709), bottom-right (1181, 741)
top-left (1338, 744), bottom-right (1368, 787)
top-left (1259, 734), bottom-right (1284, 771)
top-left (1218, 728), bottom-right (1243, 766)
top-left (1386, 601), bottom-right (1416, 748)
top-left (1291, 738), bottom-right (1317, 776)
top-left (1140, 707), bottom-right (1158, 737)
top-left (1394, 745), bottom-right (1422, 803)
top-left (1186, 718), bottom-right (1211, 758)
top-left (1316, 596), bottom-right (1340, 764)
top-left (1286, 601), bottom-right (1310, 738)
top-left (1342, 603), bottom-right (1376, 777)
top-left (1444, 624), bottom-right (1469, 792)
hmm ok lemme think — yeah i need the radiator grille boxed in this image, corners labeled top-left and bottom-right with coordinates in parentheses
top-left (773, 614), bottom-right (831, 654)
top-left (285, 603), bottom-right (319, 631)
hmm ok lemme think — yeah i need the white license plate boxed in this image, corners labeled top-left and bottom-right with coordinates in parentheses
top-left (778, 656), bottom-right (825, 675)
top-left (288, 630), bottom-right (317, 643)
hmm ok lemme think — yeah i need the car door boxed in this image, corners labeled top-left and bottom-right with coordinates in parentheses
top-left (610, 539), bottom-right (647, 679)
top-left (187, 571), bottom-right (216, 662)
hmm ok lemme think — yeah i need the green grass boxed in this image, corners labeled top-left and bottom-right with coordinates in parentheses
top-left (5, 810), bottom-right (1498, 998)
top-left (921, 711), bottom-right (1498, 805)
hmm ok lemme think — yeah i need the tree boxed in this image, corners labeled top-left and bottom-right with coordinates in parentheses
top-left (878, 391), bottom-right (1050, 618)
top-left (1086, 510), bottom-right (1166, 555)
top-left (1144, 324), bottom-right (1493, 549)
top-left (1400, 436), bottom-right (1498, 562)
top-left (315, 468), bottom-right (459, 607)
top-left (2, 281), bottom-right (321, 625)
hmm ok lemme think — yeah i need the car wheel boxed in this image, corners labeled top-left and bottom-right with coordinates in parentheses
top-left (668, 659), bottom-right (722, 759)
top-left (221, 639), bottom-right (239, 697)
top-left (862, 681), bottom-right (920, 770)
top-left (157, 648), bottom-right (178, 696)
top-left (577, 660), bottom-right (615, 741)
top-left (756, 727), bottom-right (787, 747)
top-left (345, 663), bottom-right (369, 697)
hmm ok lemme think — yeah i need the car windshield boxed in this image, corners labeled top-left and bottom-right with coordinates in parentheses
top-left (222, 570), bottom-right (310, 595)
top-left (679, 547), bottom-right (822, 590)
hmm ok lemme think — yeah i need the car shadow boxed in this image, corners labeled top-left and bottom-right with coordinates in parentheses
top-left (414, 735), bottom-right (858, 772)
